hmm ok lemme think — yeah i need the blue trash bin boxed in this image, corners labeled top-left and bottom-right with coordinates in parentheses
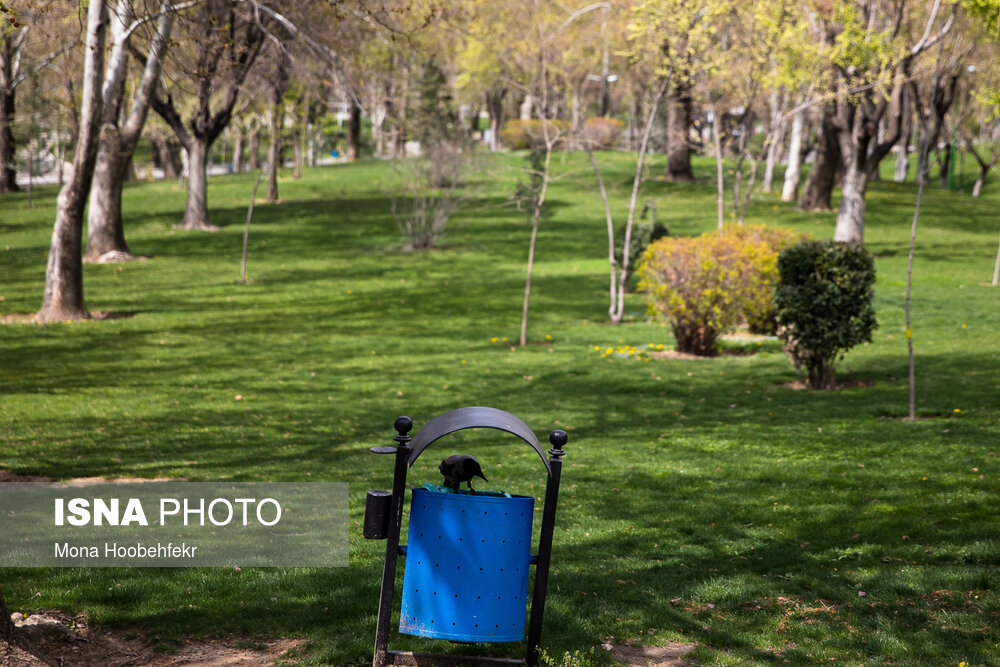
top-left (399, 487), bottom-right (534, 642)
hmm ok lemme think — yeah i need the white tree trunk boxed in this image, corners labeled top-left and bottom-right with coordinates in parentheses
top-left (762, 92), bottom-right (784, 193)
top-left (834, 161), bottom-right (868, 245)
top-left (780, 111), bottom-right (804, 202)
top-left (894, 143), bottom-right (910, 182)
top-left (86, 2), bottom-right (173, 261)
top-left (519, 94), bottom-right (534, 120)
top-left (38, 0), bottom-right (108, 323)
top-left (179, 139), bottom-right (215, 230)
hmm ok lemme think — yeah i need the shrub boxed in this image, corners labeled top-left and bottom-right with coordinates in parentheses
top-left (774, 240), bottom-right (877, 389)
top-left (639, 228), bottom-right (777, 356)
top-left (724, 225), bottom-right (809, 334)
top-left (500, 119), bottom-right (568, 150)
top-left (584, 116), bottom-right (624, 149)
top-left (390, 148), bottom-right (478, 250)
top-left (615, 207), bottom-right (669, 290)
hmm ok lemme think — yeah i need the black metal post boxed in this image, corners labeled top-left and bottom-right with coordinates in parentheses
top-left (525, 430), bottom-right (566, 667)
top-left (372, 416), bottom-right (413, 667)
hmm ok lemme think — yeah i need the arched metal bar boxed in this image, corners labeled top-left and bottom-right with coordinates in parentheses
top-left (406, 406), bottom-right (552, 477)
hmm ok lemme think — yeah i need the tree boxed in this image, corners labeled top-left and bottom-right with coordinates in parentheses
top-left (37, 0), bottom-right (107, 323)
top-left (589, 0), bottom-right (724, 323)
top-left (84, 0), bottom-right (175, 262)
top-left (266, 50), bottom-right (291, 203)
top-left (908, 25), bottom-right (969, 188)
top-left (830, 0), bottom-right (955, 245)
top-left (152, 0), bottom-right (266, 230)
top-left (0, 1), bottom-right (73, 193)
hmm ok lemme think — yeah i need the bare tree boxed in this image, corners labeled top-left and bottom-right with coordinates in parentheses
top-left (151, 0), bottom-right (266, 230)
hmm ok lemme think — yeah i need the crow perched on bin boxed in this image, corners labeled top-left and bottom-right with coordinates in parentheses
top-left (439, 454), bottom-right (488, 493)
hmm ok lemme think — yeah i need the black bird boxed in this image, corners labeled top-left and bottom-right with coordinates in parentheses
top-left (439, 454), bottom-right (488, 493)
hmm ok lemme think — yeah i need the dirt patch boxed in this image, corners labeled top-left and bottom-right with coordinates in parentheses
top-left (0, 471), bottom-right (183, 483)
top-left (604, 642), bottom-right (696, 666)
top-left (5, 611), bottom-right (304, 667)
top-left (0, 471), bottom-right (53, 483)
top-left (781, 379), bottom-right (876, 390)
top-left (0, 312), bottom-right (135, 325)
top-left (648, 346), bottom-right (765, 360)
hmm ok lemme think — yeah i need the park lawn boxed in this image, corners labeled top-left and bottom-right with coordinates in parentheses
top-left (0, 151), bottom-right (998, 666)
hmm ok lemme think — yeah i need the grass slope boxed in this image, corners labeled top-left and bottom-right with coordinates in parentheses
top-left (1, 153), bottom-right (998, 665)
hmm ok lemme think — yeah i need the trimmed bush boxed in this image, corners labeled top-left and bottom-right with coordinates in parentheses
top-left (639, 228), bottom-right (777, 356)
top-left (725, 225), bottom-right (809, 334)
top-left (500, 119), bottom-right (568, 150)
top-left (584, 117), bottom-right (624, 149)
top-left (775, 240), bottom-right (877, 389)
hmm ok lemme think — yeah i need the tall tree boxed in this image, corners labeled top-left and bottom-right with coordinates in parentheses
top-left (152, 0), bottom-right (265, 230)
top-left (830, 0), bottom-right (955, 245)
top-left (37, 0), bottom-right (107, 323)
top-left (84, 0), bottom-right (175, 261)
top-left (664, 57), bottom-right (694, 181)
top-left (0, 1), bottom-right (72, 193)
top-left (266, 50), bottom-right (290, 203)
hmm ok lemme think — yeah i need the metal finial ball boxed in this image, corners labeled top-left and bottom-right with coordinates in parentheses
top-left (549, 430), bottom-right (567, 447)
top-left (394, 416), bottom-right (413, 434)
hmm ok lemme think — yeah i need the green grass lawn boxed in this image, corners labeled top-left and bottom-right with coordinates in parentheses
top-left (1, 151), bottom-right (998, 665)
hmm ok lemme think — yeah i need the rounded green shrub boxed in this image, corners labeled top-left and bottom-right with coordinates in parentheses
top-left (774, 240), bottom-right (877, 389)
top-left (639, 227), bottom-right (778, 356)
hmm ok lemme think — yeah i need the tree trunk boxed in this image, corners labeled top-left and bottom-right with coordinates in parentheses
top-left (267, 101), bottom-right (282, 202)
top-left (665, 77), bottom-right (694, 181)
top-left (894, 105), bottom-right (912, 182)
top-left (372, 98), bottom-right (387, 157)
top-left (179, 138), bottom-right (216, 230)
top-left (807, 361), bottom-right (836, 390)
top-left (486, 89), bottom-right (505, 152)
top-left (85, 3), bottom-right (174, 263)
top-left (798, 108), bottom-right (839, 211)
top-left (763, 123), bottom-right (783, 193)
top-left (834, 160), bottom-right (868, 245)
top-left (519, 93), bottom-right (533, 120)
top-left (468, 103), bottom-right (480, 134)
top-left (781, 111), bottom-right (805, 202)
top-left (938, 141), bottom-right (951, 188)
top-left (763, 92), bottom-right (784, 193)
top-left (292, 124), bottom-right (303, 179)
top-left (0, 37), bottom-right (19, 193)
top-left (347, 99), bottom-right (361, 160)
top-left (161, 138), bottom-right (182, 178)
top-left (38, 0), bottom-right (108, 323)
top-left (84, 134), bottom-right (132, 261)
top-left (233, 125), bottom-right (244, 172)
top-left (248, 127), bottom-right (260, 170)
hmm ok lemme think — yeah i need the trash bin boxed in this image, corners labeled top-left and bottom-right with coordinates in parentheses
top-left (399, 488), bottom-right (534, 642)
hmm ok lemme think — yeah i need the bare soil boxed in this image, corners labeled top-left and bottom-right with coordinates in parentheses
top-left (3, 611), bottom-right (303, 666)
top-left (0, 312), bottom-right (135, 325)
top-left (603, 642), bottom-right (696, 666)
top-left (781, 379), bottom-right (876, 390)
top-left (0, 472), bottom-right (181, 483)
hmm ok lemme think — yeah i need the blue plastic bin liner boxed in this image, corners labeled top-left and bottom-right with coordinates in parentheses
top-left (399, 487), bottom-right (534, 642)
